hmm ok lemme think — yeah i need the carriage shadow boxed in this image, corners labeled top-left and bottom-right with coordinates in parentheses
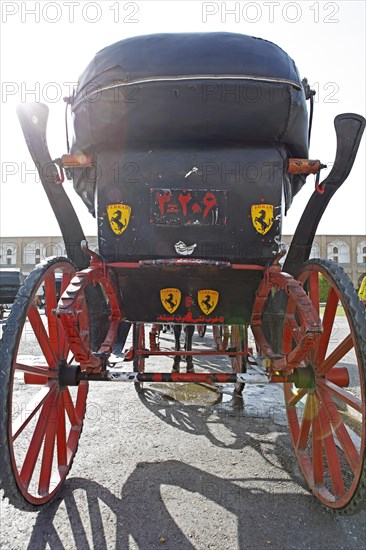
top-left (28, 458), bottom-right (334, 550)
top-left (137, 381), bottom-right (286, 455)
top-left (26, 392), bottom-right (366, 549)
top-left (26, 329), bottom-right (365, 548)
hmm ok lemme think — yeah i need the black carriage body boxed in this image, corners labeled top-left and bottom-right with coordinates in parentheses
top-left (97, 144), bottom-right (285, 263)
top-left (71, 32), bottom-right (310, 324)
top-left (97, 144), bottom-right (284, 324)
top-left (112, 263), bottom-right (264, 326)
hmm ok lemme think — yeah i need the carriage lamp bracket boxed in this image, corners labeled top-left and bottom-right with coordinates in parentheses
top-left (271, 248), bottom-right (287, 267)
top-left (52, 158), bottom-right (66, 185)
top-left (80, 240), bottom-right (114, 283)
top-left (315, 163), bottom-right (328, 194)
top-left (80, 240), bottom-right (101, 264)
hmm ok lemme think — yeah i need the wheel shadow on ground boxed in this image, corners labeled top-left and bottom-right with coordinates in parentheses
top-left (26, 391), bottom-right (366, 550)
top-left (27, 457), bottom-right (353, 550)
top-left (137, 386), bottom-right (285, 455)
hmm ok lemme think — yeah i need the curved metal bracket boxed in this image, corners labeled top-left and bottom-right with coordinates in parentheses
top-left (283, 113), bottom-right (365, 277)
top-left (16, 102), bottom-right (89, 270)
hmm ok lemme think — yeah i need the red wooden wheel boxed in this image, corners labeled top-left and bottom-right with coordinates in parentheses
top-left (133, 323), bottom-right (145, 393)
top-left (0, 258), bottom-right (89, 509)
top-left (230, 325), bottom-right (247, 395)
top-left (283, 259), bottom-right (366, 513)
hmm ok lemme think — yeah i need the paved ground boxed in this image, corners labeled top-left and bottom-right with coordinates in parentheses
top-left (1, 321), bottom-right (365, 550)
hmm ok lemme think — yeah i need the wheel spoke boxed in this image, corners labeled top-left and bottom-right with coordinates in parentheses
top-left (57, 399), bottom-right (67, 471)
top-left (286, 407), bottom-right (300, 443)
top-left (286, 387), bottom-right (308, 407)
top-left (44, 272), bottom-right (58, 349)
top-left (317, 334), bottom-right (353, 376)
top-left (63, 388), bottom-right (81, 427)
top-left (19, 388), bottom-right (59, 489)
top-left (15, 363), bottom-right (58, 379)
top-left (311, 396), bottom-right (324, 486)
top-left (60, 271), bottom-right (72, 294)
top-left (317, 379), bottom-right (362, 414)
top-left (319, 402), bottom-right (345, 497)
top-left (319, 388), bottom-right (360, 473)
top-left (57, 271), bottom-right (73, 358)
top-left (316, 287), bottom-right (339, 364)
top-left (297, 393), bottom-right (312, 451)
top-left (12, 384), bottom-right (57, 441)
top-left (28, 304), bottom-right (57, 368)
top-left (38, 395), bottom-right (60, 496)
top-left (75, 381), bottom-right (89, 418)
top-left (308, 271), bottom-right (320, 315)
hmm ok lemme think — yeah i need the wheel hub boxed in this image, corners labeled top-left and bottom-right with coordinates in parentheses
top-left (58, 359), bottom-right (80, 387)
top-left (292, 364), bottom-right (315, 389)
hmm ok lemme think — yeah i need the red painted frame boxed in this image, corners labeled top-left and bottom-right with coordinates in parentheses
top-left (56, 254), bottom-right (322, 382)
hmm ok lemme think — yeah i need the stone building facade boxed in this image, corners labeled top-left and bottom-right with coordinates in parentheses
top-left (0, 236), bottom-right (98, 275)
top-left (280, 235), bottom-right (366, 289)
top-left (1, 235), bottom-right (365, 289)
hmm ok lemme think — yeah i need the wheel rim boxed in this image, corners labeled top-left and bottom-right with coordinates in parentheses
top-left (4, 260), bottom-right (88, 506)
top-left (284, 261), bottom-right (366, 511)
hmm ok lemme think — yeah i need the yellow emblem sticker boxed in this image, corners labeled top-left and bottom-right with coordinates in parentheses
top-left (198, 290), bottom-right (219, 315)
top-left (107, 204), bottom-right (131, 235)
top-left (160, 288), bottom-right (181, 313)
top-left (251, 204), bottom-right (274, 235)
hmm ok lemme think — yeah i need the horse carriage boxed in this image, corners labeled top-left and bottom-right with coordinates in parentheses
top-left (0, 33), bottom-right (365, 514)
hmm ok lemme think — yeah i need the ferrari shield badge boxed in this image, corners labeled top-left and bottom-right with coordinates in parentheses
top-left (251, 204), bottom-right (274, 235)
top-left (160, 288), bottom-right (181, 313)
top-left (107, 204), bottom-right (131, 235)
top-left (198, 290), bottom-right (219, 315)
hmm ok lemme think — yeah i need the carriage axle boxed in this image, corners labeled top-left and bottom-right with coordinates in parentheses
top-left (75, 366), bottom-right (349, 387)
top-left (25, 360), bottom-right (348, 388)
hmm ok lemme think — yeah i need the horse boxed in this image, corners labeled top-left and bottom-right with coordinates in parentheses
top-left (172, 324), bottom-right (195, 373)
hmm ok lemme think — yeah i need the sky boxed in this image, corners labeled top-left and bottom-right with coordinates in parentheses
top-left (0, 0), bottom-right (365, 237)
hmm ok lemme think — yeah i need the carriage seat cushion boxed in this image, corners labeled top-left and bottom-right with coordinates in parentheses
top-left (71, 33), bottom-right (309, 161)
